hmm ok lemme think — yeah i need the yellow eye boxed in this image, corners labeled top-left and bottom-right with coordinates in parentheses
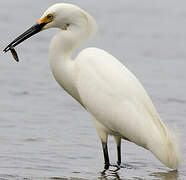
top-left (38, 14), bottom-right (54, 24)
top-left (47, 14), bottom-right (53, 20)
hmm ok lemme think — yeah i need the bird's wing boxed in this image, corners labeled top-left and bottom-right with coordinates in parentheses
top-left (74, 47), bottom-right (181, 169)
top-left (74, 47), bottom-right (163, 146)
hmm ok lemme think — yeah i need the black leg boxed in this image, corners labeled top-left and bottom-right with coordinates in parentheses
top-left (117, 144), bottom-right (121, 166)
top-left (114, 137), bottom-right (121, 166)
top-left (102, 142), bottom-right (110, 169)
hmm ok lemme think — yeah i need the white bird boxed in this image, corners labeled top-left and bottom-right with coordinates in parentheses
top-left (4, 3), bottom-right (181, 170)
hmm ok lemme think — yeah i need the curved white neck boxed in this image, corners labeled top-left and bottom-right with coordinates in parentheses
top-left (49, 30), bottom-right (82, 104)
top-left (49, 31), bottom-right (72, 61)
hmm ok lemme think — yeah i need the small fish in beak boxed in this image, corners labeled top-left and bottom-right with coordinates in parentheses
top-left (3, 22), bottom-right (46, 62)
top-left (9, 46), bottom-right (19, 62)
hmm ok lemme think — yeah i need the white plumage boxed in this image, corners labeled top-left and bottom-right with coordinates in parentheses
top-left (74, 48), bottom-right (180, 169)
top-left (5, 3), bottom-right (181, 170)
top-left (48, 4), bottom-right (181, 169)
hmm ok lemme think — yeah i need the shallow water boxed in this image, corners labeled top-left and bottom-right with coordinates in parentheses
top-left (0, 0), bottom-right (186, 179)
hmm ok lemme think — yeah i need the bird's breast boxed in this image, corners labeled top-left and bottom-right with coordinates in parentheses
top-left (50, 58), bottom-right (83, 105)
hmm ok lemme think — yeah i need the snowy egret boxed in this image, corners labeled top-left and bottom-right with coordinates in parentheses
top-left (4, 3), bottom-right (181, 170)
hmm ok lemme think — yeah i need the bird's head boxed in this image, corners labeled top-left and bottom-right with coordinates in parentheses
top-left (3, 3), bottom-right (97, 53)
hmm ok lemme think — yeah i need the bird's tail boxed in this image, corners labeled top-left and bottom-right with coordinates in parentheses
top-left (149, 121), bottom-right (182, 169)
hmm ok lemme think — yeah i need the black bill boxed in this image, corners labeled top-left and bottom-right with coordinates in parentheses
top-left (3, 22), bottom-right (46, 53)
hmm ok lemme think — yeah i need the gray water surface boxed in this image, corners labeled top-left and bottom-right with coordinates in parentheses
top-left (0, 0), bottom-right (186, 179)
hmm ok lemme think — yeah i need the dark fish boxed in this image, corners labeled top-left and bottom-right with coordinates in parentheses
top-left (10, 46), bottom-right (19, 62)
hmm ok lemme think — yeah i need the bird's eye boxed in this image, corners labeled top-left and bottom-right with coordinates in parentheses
top-left (47, 14), bottom-right (53, 20)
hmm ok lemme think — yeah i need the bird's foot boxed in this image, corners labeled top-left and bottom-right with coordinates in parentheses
top-left (102, 163), bottom-right (120, 173)
top-left (110, 164), bottom-right (120, 172)
top-left (104, 162), bottom-right (110, 170)
top-left (118, 163), bottom-right (135, 169)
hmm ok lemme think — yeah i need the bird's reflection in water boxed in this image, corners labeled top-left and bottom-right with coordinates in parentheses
top-left (50, 163), bottom-right (179, 180)
top-left (99, 169), bottom-right (121, 180)
top-left (99, 166), bottom-right (179, 180)
top-left (150, 170), bottom-right (179, 180)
